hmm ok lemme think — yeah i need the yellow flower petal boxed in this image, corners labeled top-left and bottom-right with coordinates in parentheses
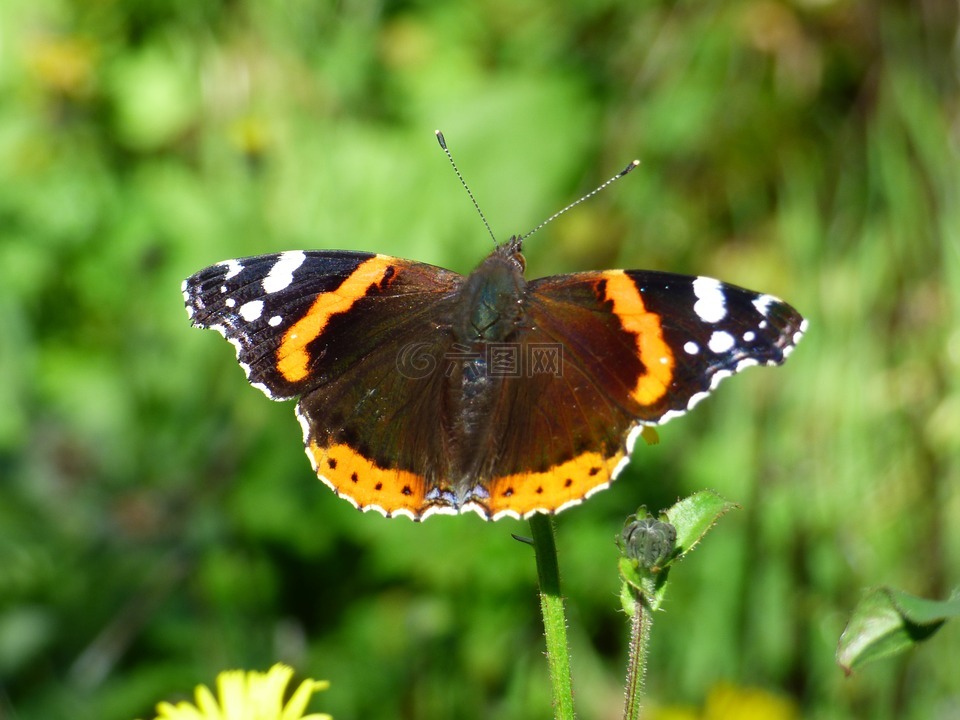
top-left (254, 664), bottom-right (293, 717)
top-left (281, 678), bottom-right (328, 720)
top-left (155, 700), bottom-right (206, 720)
top-left (217, 669), bottom-right (248, 720)
top-left (146, 664), bottom-right (330, 720)
top-left (195, 685), bottom-right (223, 720)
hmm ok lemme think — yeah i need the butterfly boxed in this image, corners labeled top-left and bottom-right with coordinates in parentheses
top-left (183, 134), bottom-right (806, 520)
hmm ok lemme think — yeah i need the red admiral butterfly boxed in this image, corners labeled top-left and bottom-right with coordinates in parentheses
top-left (183, 134), bottom-right (806, 520)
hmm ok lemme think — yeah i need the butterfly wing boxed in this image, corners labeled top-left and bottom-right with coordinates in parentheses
top-left (183, 251), bottom-right (465, 518)
top-left (473, 269), bottom-right (806, 519)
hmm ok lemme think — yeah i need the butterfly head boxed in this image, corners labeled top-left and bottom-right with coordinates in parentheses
top-left (494, 235), bottom-right (525, 273)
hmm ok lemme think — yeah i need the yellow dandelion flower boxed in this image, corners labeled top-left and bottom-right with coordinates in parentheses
top-left (146, 663), bottom-right (331, 720)
top-left (703, 681), bottom-right (798, 720)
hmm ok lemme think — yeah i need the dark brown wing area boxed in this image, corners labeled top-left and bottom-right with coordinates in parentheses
top-left (184, 250), bottom-right (466, 518)
top-left (472, 269), bottom-right (806, 519)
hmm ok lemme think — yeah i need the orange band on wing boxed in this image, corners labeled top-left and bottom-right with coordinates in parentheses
top-left (484, 449), bottom-right (625, 517)
top-left (603, 271), bottom-right (674, 406)
top-left (308, 440), bottom-right (429, 518)
top-left (277, 255), bottom-right (394, 383)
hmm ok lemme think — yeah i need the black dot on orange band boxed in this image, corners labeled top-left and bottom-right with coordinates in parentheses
top-left (536, 486), bottom-right (543, 494)
top-left (350, 472), bottom-right (358, 483)
top-left (564, 478), bottom-right (573, 488)
top-left (375, 482), bottom-right (383, 491)
top-left (402, 485), bottom-right (412, 496)
top-left (327, 458), bottom-right (337, 469)
top-left (503, 487), bottom-right (514, 497)
top-left (588, 466), bottom-right (600, 476)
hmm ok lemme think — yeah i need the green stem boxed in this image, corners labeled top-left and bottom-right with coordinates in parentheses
top-left (622, 593), bottom-right (652, 720)
top-left (529, 513), bottom-right (576, 720)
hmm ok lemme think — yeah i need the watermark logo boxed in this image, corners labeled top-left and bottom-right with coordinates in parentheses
top-left (396, 342), bottom-right (563, 379)
top-left (395, 341), bottom-right (439, 380)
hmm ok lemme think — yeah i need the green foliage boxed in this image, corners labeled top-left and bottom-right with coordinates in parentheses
top-left (2, 0), bottom-right (959, 719)
top-left (837, 588), bottom-right (960, 674)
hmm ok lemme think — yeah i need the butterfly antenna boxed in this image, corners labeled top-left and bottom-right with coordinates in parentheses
top-left (520, 159), bottom-right (640, 242)
top-left (436, 130), bottom-right (498, 247)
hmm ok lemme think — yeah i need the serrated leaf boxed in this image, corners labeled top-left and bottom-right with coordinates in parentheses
top-left (837, 587), bottom-right (960, 673)
top-left (664, 490), bottom-right (739, 557)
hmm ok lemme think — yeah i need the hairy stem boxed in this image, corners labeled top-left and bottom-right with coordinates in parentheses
top-left (622, 593), bottom-right (652, 720)
top-left (529, 513), bottom-right (576, 720)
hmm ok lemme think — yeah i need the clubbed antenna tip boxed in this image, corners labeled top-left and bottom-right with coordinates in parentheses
top-left (521, 159), bottom-right (641, 242)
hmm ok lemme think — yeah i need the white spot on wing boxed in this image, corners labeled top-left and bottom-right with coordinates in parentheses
top-left (238, 300), bottom-right (264, 321)
top-left (485, 505), bottom-right (521, 521)
top-left (268, 315), bottom-right (282, 327)
top-left (752, 294), bottom-right (777, 317)
top-left (225, 298), bottom-right (236, 308)
top-left (625, 424), bottom-right (644, 455)
top-left (784, 319), bottom-right (808, 355)
top-left (263, 251), bottom-right (306, 294)
top-left (250, 381), bottom-right (272, 398)
top-left (225, 336), bottom-right (242, 355)
top-left (612, 454), bottom-right (633, 479)
top-left (659, 408), bottom-right (687, 424)
top-left (709, 369), bottom-right (733, 389)
top-left (708, 330), bottom-right (735, 353)
top-left (683, 341), bottom-right (699, 355)
top-left (693, 276), bottom-right (727, 323)
top-left (221, 260), bottom-right (242, 280)
top-left (181, 280), bottom-right (194, 316)
top-left (422, 504), bottom-right (459, 520)
top-left (743, 330), bottom-right (755, 342)
top-left (295, 405), bottom-right (311, 444)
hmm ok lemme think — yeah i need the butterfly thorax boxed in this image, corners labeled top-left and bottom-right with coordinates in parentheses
top-left (444, 241), bottom-right (527, 490)
top-left (453, 241), bottom-right (526, 342)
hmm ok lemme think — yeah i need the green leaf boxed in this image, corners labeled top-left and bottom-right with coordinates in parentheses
top-left (837, 587), bottom-right (960, 673)
top-left (664, 491), bottom-right (740, 557)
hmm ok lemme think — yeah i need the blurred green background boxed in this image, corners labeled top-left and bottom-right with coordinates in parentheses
top-left (1, 0), bottom-right (958, 718)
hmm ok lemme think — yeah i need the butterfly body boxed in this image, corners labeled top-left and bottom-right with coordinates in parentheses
top-left (184, 236), bottom-right (805, 520)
